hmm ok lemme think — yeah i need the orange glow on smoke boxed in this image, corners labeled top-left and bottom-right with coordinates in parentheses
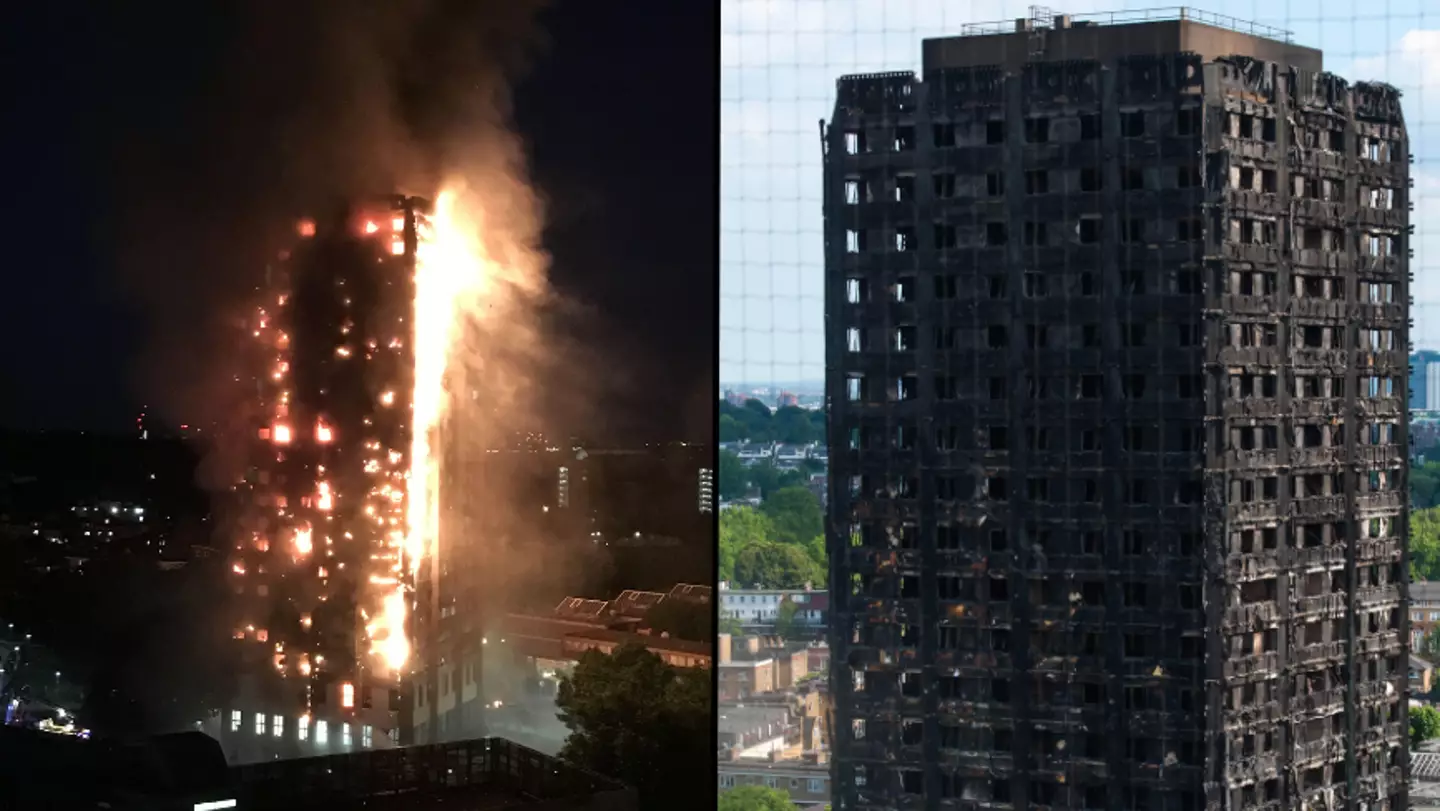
top-left (297, 218), bottom-right (316, 238)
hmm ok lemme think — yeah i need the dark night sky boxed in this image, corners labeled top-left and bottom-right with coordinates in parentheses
top-left (0, 1), bottom-right (716, 442)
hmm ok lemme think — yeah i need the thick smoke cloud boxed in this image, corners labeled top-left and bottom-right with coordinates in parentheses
top-left (109, 0), bottom-right (550, 487)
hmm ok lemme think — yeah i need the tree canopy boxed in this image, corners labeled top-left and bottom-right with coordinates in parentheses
top-left (761, 487), bottom-right (823, 546)
top-left (720, 479), bottom-right (827, 591)
top-left (719, 399), bottom-right (824, 444)
top-left (556, 643), bottom-right (711, 811)
top-left (1413, 460), bottom-right (1440, 509)
top-left (718, 785), bottom-right (797, 811)
top-left (734, 541), bottom-right (821, 590)
top-left (1413, 704), bottom-right (1440, 746)
top-left (1413, 508), bottom-right (1440, 582)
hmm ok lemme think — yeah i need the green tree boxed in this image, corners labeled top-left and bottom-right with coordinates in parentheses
top-left (1413, 704), bottom-right (1440, 746)
top-left (734, 541), bottom-right (820, 589)
top-left (720, 507), bottom-right (776, 583)
top-left (773, 597), bottom-right (800, 638)
top-left (1415, 462), bottom-right (1440, 508)
top-left (761, 487), bottom-right (823, 547)
top-left (1422, 628), bottom-right (1440, 661)
top-left (1412, 508), bottom-right (1440, 582)
top-left (772, 406), bottom-right (815, 444)
top-left (719, 414), bottom-right (744, 442)
top-left (643, 598), bottom-right (712, 643)
top-left (802, 534), bottom-right (827, 573)
top-left (718, 451), bottom-right (750, 500)
top-left (720, 616), bottom-right (743, 635)
top-left (556, 644), bottom-right (711, 811)
top-left (718, 784), bottom-right (796, 811)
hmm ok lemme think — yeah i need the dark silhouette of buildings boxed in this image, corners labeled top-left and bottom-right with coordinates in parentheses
top-left (823, 10), bottom-right (1408, 811)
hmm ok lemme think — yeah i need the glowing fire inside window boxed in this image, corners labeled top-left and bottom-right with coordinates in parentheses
top-left (297, 218), bottom-right (316, 238)
top-left (315, 422), bottom-right (334, 443)
top-left (364, 221), bottom-right (379, 234)
top-left (390, 240), bottom-right (405, 256)
top-left (341, 682), bottom-right (355, 709)
top-left (272, 424), bottom-right (292, 445)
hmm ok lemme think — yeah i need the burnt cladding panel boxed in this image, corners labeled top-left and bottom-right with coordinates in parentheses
top-left (825, 37), bottom-right (1409, 811)
top-left (1204, 57), bottom-right (1410, 810)
top-left (826, 54), bottom-right (1217, 811)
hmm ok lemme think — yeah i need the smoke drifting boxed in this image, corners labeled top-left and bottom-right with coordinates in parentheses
top-left (110, 0), bottom-right (615, 603)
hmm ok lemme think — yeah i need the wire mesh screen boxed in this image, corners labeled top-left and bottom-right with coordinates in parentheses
top-left (721, 1), bottom-right (1431, 809)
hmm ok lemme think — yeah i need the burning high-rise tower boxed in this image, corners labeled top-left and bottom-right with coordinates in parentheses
top-left (212, 195), bottom-right (433, 762)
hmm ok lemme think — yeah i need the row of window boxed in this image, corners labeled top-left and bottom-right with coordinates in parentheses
top-left (227, 710), bottom-right (376, 748)
top-left (845, 164), bottom-right (1397, 208)
top-left (845, 270), bottom-right (1398, 304)
top-left (851, 469), bottom-right (1399, 506)
top-left (718, 775), bottom-right (826, 794)
top-left (841, 110), bottom-right (1399, 162)
top-left (843, 220), bottom-right (1403, 254)
top-left (843, 521), bottom-right (1395, 557)
top-left (1224, 322), bottom-right (1403, 352)
top-left (845, 373), bottom-right (1401, 405)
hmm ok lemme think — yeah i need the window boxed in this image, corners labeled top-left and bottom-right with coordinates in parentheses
top-left (316, 720), bottom-right (329, 745)
top-left (808, 778), bottom-right (825, 793)
top-left (362, 725), bottom-right (373, 748)
top-left (986, 120), bottom-right (1005, 144)
top-left (720, 775), bottom-right (736, 789)
top-left (272, 715), bottom-right (284, 738)
top-left (254, 713), bottom-right (266, 735)
top-left (298, 714), bottom-right (310, 741)
top-left (342, 723), bottom-right (353, 747)
top-left (230, 710), bottom-right (242, 732)
top-left (1025, 117), bottom-right (1050, 143)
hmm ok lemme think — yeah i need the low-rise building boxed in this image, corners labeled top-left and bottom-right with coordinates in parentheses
top-left (1414, 582), bottom-right (1440, 650)
top-left (1414, 654), bottom-right (1435, 696)
top-left (720, 584), bottom-right (827, 630)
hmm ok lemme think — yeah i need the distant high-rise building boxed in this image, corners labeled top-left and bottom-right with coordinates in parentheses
top-left (824, 10), bottom-right (1408, 810)
top-left (1411, 351), bottom-right (1440, 411)
top-left (698, 467), bottom-right (715, 513)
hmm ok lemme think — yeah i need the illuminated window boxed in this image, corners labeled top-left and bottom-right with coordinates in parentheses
top-left (254, 713), bottom-right (265, 735)
top-left (342, 723), bottom-right (353, 747)
top-left (229, 710), bottom-right (241, 732)
top-left (362, 725), bottom-right (373, 748)
top-left (316, 720), bottom-right (329, 745)
top-left (341, 682), bottom-right (355, 709)
top-left (272, 715), bottom-right (283, 738)
top-left (298, 715), bottom-right (310, 742)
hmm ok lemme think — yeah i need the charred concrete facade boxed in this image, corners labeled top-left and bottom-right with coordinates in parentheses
top-left (822, 12), bottom-right (1409, 811)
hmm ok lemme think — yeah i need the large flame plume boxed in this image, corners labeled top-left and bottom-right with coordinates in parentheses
top-left (367, 185), bottom-right (492, 674)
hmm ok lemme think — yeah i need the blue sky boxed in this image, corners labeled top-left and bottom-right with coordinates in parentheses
top-left (721, 0), bottom-right (1440, 385)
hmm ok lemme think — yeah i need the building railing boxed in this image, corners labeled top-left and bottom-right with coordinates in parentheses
top-left (956, 6), bottom-right (1293, 43)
